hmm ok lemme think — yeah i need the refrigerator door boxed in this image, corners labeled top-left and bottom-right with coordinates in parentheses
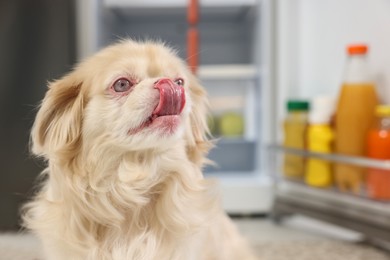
top-left (271, 0), bottom-right (390, 243)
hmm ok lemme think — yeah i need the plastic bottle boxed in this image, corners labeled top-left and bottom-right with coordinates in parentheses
top-left (334, 44), bottom-right (379, 193)
top-left (283, 100), bottom-right (309, 178)
top-left (366, 105), bottom-right (390, 200)
top-left (305, 97), bottom-right (335, 188)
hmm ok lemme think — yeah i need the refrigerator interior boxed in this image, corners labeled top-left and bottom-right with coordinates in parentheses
top-left (76, 0), bottom-right (275, 213)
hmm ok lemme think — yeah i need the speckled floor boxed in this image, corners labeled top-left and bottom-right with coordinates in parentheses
top-left (0, 216), bottom-right (389, 260)
top-left (236, 216), bottom-right (390, 260)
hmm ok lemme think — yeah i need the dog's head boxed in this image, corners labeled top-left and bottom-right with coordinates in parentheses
top-left (31, 40), bottom-right (210, 166)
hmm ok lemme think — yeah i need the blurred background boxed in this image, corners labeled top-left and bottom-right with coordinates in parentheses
top-left (1, 1), bottom-right (390, 254)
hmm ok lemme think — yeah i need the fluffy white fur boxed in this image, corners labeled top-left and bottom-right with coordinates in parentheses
top-left (22, 40), bottom-right (257, 260)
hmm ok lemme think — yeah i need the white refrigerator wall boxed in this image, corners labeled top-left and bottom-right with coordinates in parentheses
top-left (277, 0), bottom-right (390, 141)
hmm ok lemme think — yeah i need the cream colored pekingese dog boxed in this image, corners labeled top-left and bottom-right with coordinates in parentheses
top-left (23, 40), bottom-right (257, 260)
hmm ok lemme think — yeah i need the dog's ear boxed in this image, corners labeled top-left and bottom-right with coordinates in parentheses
top-left (185, 76), bottom-right (213, 166)
top-left (31, 72), bottom-right (85, 160)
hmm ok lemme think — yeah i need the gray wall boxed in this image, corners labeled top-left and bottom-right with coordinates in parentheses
top-left (0, 0), bottom-right (76, 230)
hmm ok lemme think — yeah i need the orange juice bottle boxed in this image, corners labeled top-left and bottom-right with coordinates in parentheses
top-left (334, 44), bottom-right (379, 194)
top-left (366, 105), bottom-right (390, 200)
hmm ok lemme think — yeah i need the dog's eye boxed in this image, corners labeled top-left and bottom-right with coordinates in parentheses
top-left (174, 78), bottom-right (185, 86)
top-left (113, 78), bottom-right (133, 92)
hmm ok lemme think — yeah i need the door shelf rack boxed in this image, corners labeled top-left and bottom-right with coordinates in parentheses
top-left (268, 145), bottom-right (390, 244)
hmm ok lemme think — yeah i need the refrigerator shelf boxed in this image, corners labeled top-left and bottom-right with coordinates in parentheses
top-left (268, 144), bottom-right (390, 170)
top-left (268, 144), bottom-right (390, 244)
top-left (198, 64), bottom-right (258, 81)
top-left (104, 0), bottom-right (256, 9)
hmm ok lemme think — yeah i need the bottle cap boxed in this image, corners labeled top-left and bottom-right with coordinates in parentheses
top-left (347, 44), bottom-right (368, 55)
top-left (287, 100), bottom-right (309, 112)
top-left (376, 105), bottom-right (390, 116)
top-left (308, 96), bottom-right (336, 124)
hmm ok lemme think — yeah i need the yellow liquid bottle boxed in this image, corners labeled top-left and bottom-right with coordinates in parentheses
top-left (283, 100), bottom-right (309, 178)
top-left (305, 97), bottom-right (335, 188)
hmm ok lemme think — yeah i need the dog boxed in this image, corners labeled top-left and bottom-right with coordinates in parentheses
top-left (22, 40), bottom-right (257, 260)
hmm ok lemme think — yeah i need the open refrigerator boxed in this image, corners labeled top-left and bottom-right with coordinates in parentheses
top-left (76, 1), bottom-right (390, 237)
top-left (75, 0), bottom-right (275, 214)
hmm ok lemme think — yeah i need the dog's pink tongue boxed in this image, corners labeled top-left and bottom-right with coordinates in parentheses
top-left (153, 79), bottom-right (185, 116)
